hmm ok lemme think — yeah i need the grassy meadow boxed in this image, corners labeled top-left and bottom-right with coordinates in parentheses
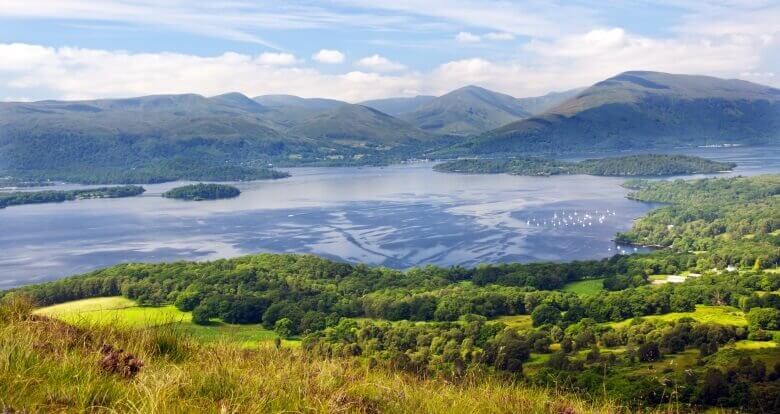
top-left (562, 278), bottom-right (605, 296)
top-left (607, 305), bottom-right (748, 329)
top-left (35, 296), bottom-right (286, 348)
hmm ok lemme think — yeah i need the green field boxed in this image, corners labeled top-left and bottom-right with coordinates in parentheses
top-left (36, 297), bottom-right (190, 328)
top-left (734, 340), bottom-right (777, 350)
top-left (562, 278), bottom-right (604, 296)
top-left (35, 296), bottom-right (286, 347)
top-left (493, 315), bottom-right (533, 330)
top-left (608, 305), bottom-right (748, 329)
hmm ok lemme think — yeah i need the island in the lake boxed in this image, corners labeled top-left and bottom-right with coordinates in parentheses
top-left (162, 183), bottom-right (241, 201)
top-left (10, 158), bottom-right (291, 185)
top-left (433, 154), bottom-right (736, 177)
top-left (0, 185), bottom-right (145, 209)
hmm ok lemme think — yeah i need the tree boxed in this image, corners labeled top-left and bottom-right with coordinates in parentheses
top-left (747, 307), bottom-right (780, 331)
top-left (531, 304), bottom-right (561, 327)
top-left (697, 369), bottom-right (727, 405)
top-left (274, 318), bottom-right (294, 339)
top-left (638, 342), bottom-right (661, 362)
top-left (586, 344), bottom-right (601, 362)
top-left (549, 325), bottom-right (564, 343)
top-left (561, 338), bottom-right (574, 354)
top-left (174, 290), bottom-right (202, 311)
top-left (192, 304), bottom-right (212, 325)
top-left (533, 337), bottom-right (552, 353)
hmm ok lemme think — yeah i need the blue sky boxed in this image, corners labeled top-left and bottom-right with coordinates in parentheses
top-left (0, 1), bottom-right (778, 101)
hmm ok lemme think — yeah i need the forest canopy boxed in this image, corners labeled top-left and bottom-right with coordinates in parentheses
top-left (162, 183), bottom-right (241, 201)
top-left (0, 185), bottom-right (145, 209)
top-left (434, 154), bottom-right (736, 177)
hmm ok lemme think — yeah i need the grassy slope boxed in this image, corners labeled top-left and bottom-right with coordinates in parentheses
top-left (562, 279), bottom-right (605, 296)
top-left (607, 305), bottom-right (748, 329)
top-left (35, 297), bottom-right (284, 348)
top-left (2, 299), bottom-right (622, 414)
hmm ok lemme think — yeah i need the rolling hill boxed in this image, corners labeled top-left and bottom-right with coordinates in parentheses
top-left (0, 93), bottom-right (438, 175)
top-left (448, 71), bottom-right (780, 155)
top-left (287, 104), bottom-right (437, 147)
top-left (514, 88), bottom-right (585, 115)
top-left (251, 95), bottom-right (348, 131)
top-left (0, 93), bottom-right (308, 172)
top-left (400, 85), bottom-right (532, 136)
top-left (360, 95), bottom-right (436, 116)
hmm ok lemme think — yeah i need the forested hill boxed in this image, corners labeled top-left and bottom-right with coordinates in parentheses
top-left (617, 175), bottom-right (780, 260)
top-left (0, 93), bottom-right (441, 180)
top-left (444, 71), bottom-right (780, 156)
top-left (434, 154), bottom-right (736, 176)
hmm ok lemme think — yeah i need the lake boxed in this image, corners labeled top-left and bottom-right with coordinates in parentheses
top-left (1, 146), bottom-right (778, 287)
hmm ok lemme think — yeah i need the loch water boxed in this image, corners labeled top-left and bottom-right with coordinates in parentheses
top-left (1, 146), bottom-right (778, 287)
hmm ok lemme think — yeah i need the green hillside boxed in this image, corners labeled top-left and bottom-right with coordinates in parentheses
top-left (445, 71), bottom-right (780, 156)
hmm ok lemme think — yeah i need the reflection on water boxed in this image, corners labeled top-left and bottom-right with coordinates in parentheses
top-left (1, 146), bottom-right (778, 287)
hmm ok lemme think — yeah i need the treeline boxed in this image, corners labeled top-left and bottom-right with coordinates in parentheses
top-left (434, 154), bottom-right (735, 177)
top-left (163, 183), bottom-right (240, 201)
top-left (617, 175), bottom-right (780, 268)
top-left (7, 158), bottom-right (289, 185)
top-left (304, 313), bottom-right (779, 410)
top-left (0, 185), bottom-right (145, 209)
top-left (6, 251), bottom-right (778, 337)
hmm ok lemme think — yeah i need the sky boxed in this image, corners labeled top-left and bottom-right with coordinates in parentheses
top-left (0, 0), bottom-right (778, 102)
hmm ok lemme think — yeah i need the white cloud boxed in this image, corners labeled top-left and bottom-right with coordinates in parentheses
top-left (355, 54), bottom-right (406, 72)
top-left (0, 27), bottom-right (776, 105)
top-left (455, 31), bottom-right (481, 43)
top-left (456, 31), bottom-right (515, 43)
top-left (524, 28), bottom-right (765, 77)
top-left (429, 26), bottom-right (777, 96)
top-left (0, 43), bottom-right (418, 102)
top-left (257, 52), bottom-right (298, 66)
top-left (484, 32), bottom-right (514, 41)
top-left (312, 49), bottom-right (345, 64)
top-left (340, 0), bottom-right (594, 37)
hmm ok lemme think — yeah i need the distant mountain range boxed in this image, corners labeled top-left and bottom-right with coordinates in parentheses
top-left (448, 71), bottom-right (780, 155)
top-left (360, 86), bottom-right (581, 136)
top-left (1, 71), bottom-right (778, 178)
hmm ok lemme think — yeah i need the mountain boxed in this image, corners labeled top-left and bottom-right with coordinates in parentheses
top-left (514, 88), bottom-right (585, 115)
top-left (449, 71), bottom-right (780, 155)
top-left (360, 95), bottom-right (436, 116)
top-left (400, 85), bottom-right (532, 136)
top-left (252, 94), bottom-right (348, 131)
top-left (0, 92), bottom-right (447, 175)
top-left (287, 104), bottom-right (437, 147)
top-left (252, 94), bottom-right (345, 110)
top-left (0, 93), bottom-right (314, 172)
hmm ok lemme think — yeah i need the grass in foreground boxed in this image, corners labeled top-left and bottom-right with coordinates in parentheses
top-left (2, 296), bottom-right (624, 414)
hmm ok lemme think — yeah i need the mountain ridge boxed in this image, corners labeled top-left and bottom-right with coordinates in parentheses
top-left (448, 71), bottom-right (780, 155)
